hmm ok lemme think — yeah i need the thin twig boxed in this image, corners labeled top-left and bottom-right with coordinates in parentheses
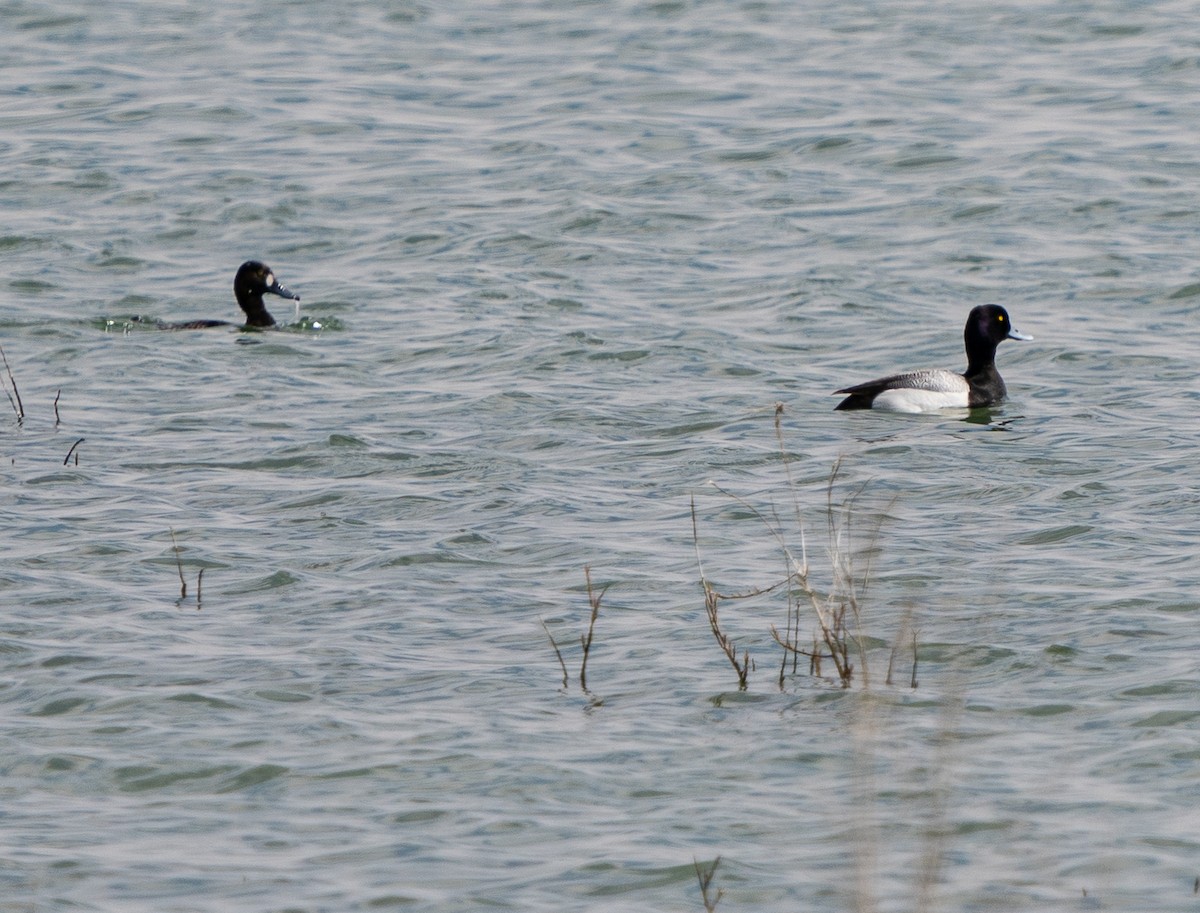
top-left (705, 478), bottom-right (802, 686)
top-left (698, 416), bottom-right (901, 692)
top-left (885, 608), bottom-right (906, 687)
top-left (773, 404), bottom-right (802, 680)
top-left (0, 344), bottom-right (23, 421)
top-left (196, 568), bottom-right (204, 609)
top-left (693, 496), bottom-right (759, 688)
top-left (704, 582), bottom-right (750, 688)
top-left (579, 566), bottom-right (606, 692)
top-left (820, 460), bottom-right (883, 687)
top-left (169, 528), bottom-right (187, 599)
top-left (62, 438), bottom-right (85, 466)
top-left (839, 482), bottom-right (896, 691)
top-left (690, 494), bottom-right (707, 580)
top-left (706, 474), bottom-right (844, 685)
top-left (540, 617), bottom-right (569, 689)
top-left (769, 624), bottom-right (835, 662)
top-left (910, 629), bottom-right (919, 689)
top-left (53, 389), bottom-right (61, 427)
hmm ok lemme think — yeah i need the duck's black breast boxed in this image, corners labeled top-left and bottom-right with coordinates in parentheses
top-left (964, 365), bottom-right (1007, 408)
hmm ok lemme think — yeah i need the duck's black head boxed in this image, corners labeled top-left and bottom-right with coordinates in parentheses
top-left (234, 260), bottom-right (299, 328)
top-left (964, 304), bottom-right (1031, 372)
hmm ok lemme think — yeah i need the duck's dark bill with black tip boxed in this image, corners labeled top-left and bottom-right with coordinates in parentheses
top-left (834, 304), bottom-right (1031, 412)
top-left (159, 260), bottom-right (300, 330)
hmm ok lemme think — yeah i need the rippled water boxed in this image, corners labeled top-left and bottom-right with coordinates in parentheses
top-left (4, 1), bottom-right (1200, 911)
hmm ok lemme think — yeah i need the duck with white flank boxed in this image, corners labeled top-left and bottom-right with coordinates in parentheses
top-left (834, 305), bottom-right (1031, 412)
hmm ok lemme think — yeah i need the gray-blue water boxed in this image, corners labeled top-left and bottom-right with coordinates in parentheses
top-left (4, 2), bottom-right (1200, 910)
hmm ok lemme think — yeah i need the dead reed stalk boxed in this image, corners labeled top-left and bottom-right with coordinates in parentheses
top-left (765, 456), bottom-right (879, 687)
top-left (169, 528), bottom-right (187, 599)
top-left (541, 567), bottom-right (607, 693)
top-left (692, 494), bottom-right (790, 689)
top-left (694, 405), bottom-right (905, 690)
top-left (773, 403), bottom-right (893, 687)
top-left (702, 577), bottom-right (751, 689)
top-left (540, 617), bottom-right (569, 689)
top-left (579, 566), bottom-right (606, 692)
top-left (63, 438), bottom-right (85, 466)
top-left (884, 608), bottom-right (919, 689)
top-left (0, 343), bottom-right (24, 422)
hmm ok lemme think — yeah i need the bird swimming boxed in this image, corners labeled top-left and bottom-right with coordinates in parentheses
top-left (159, 261), bottom-right (299, 330)
top-left (833, 304), bottom-right (1031, 412)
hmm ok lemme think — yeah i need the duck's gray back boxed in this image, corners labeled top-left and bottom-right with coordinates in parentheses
top-left (878, 369), bottom-right (968, 393)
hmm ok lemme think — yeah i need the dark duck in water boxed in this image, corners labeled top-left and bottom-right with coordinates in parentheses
top-left (161, 261), bottom-right (299, 330)
top-left (833, 304), bottom-right (1031, 412)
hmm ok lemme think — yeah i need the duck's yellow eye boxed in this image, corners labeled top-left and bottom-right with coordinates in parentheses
top-left (998, 314), bottom-right (1005, 321)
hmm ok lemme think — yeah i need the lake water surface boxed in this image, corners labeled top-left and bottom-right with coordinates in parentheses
top-left (3, 1), bottom-right (1200, 911)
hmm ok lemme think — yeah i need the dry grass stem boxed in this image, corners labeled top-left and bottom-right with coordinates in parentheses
top-left (0, 344), bottom-right (23, 422)
top-left (776, 427), bottom-right (893, 688)
top-left (53, 389), bottom-right (61, 426)
top-left (196, 568), bottom-right (204, 609)
top-left (885, 607), bottom-right (920, 689)
top-left (910, 629), bottom-right (920, 689)
top-left (693, 494), bottom-right (785, 689)
top-left (693, 406), bottom-right (903, 691)
top-left (540, 617), bottom-right (569, 689)
top-left (63, 437), bottom-right (85, 466)
top-left (703, 580), bottom-right (751, 689)
top-left (761, 460), bottom-right (869, 688)
top-left (542, 567), bottom-right (607, 692)
top-left (579, 566), bottom-right (607, 692)
top-left (169, 528), bottom-right (187, 599)
top-left (773, 404), bottom-right (804, 682)
top-left (693, 856), bottom-right (724, 912)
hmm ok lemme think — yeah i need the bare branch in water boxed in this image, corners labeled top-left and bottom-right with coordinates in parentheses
top-left (540, 617), bottom-right (569, 689)
top-left (580, 566), bottom-right (607, 692)
top-left (699, 410), bottom-right (903, 690)
top-left (169, 528), bottom-right (187, 599)
top-left (63, 438), bottom-right (85, 466)
top-left (0, 344), bottom-right (23, 421)
top-left (693, 496), bottom-right (753, 689)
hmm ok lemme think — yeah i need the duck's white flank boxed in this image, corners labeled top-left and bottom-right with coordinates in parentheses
top-left (870, 386), bottom-right (971, 413)
top-left (866, 369), bottom-right (971, 412)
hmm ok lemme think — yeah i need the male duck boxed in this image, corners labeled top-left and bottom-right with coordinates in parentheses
top-left (162, 261), bottom-right (299, 329)
top-left (834, 304), bottom-right (1031, 412)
